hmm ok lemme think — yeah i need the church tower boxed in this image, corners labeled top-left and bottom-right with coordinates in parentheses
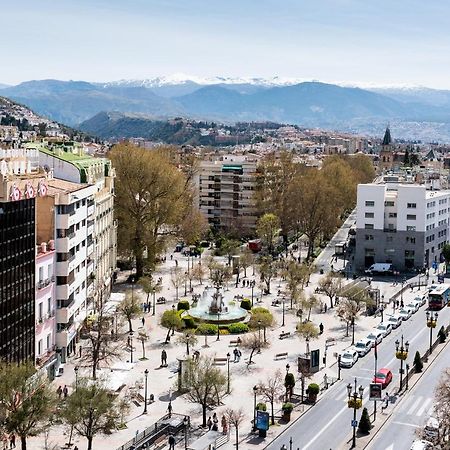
top-left (379, 126), bottom-right (394, 170)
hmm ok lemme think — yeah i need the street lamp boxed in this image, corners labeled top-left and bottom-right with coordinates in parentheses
top-left (426, 311), bottom-right (438, 354)
top-left (347, 378), bottom-right (364, 449)
top-left (400, 278), bottom-right (406, 305)
top-left (184, 271), bottom-right (188, 296)
top-left (129, 332), bottom-right (134, 363)
top-left (143, 369), bottom-right (149, 414)
top-left (217, 313), bottom-right (220, 341)
top-left (74, 366), bottom-right (79, 391)
top-left (253, 385), bottom-right (258, 431)
top-left (282, 297), bottom-right (286, 327)
top-left (380, 303), bottom-right (384, 323)
top-left (183, 416), bottom-right (189, 450)
top-left (395, 335), bottom-right (409, 391)
top-left (130, 276), bottom-right (135, 301)
top-left (227, 353), bottom-right (231, 394)
top-left (250, 280), bottom-right (255, 307)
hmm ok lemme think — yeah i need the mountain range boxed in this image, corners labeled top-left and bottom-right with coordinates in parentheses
top-left (3, 77), bottom-right (450, 141)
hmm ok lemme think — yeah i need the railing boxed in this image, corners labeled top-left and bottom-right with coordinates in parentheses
top-left (37, 278), bottom-right (52, 290)
top-left (214, 433), bottom-right (230, 449)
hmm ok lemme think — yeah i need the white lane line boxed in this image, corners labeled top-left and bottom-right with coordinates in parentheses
top-left (416, 398), bottom-right (433, 417)
top-left (384, 445), bottom-right (394, 450)
top-left (391, 421), bottom-right (420, 428)
top-left (407, 396), bottom-right (423, 415)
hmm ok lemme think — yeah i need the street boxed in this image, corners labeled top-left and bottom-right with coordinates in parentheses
top-left (265, 288), bottom-right (450, 450)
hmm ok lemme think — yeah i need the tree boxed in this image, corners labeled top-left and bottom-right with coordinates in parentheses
top-left (358, 407), bottom-right (371, 434)
top-left (171, 266), bottom-right (185, 301)
top-left (442, 243), bottom-right (450, 270)
top-left (318, 272), bottom-right (342, 308)
top-left (160, 309), bottom-right (182, 343)
top-left (283, 260), bottom-right (304, 309)
top-left (256, 213), bottom-right (280, 255)
top-left (137, 331), bottom-right (149, 360)
top-left (0, 363), bottom-right (56, 450)
top-left (241, 332), bottom-right (270, 366)
top-left (296, 321), bottom-right (319, 354)
top-left (80, 310), bottom-right (120, 379)
top-left (218, 238), bottom-right (241, 265)
top-left (239, 248), bottom-right (254, 278)
top-left (209, 262), bottom-right (232, 290)
top-left (433, 369), bottom-right (450, 445)
top-left (301, 295), bottom-right (319, 321)
top-left (258, 256), bottom-right (277, 294)
top-left (225, 408), bottom-right (245, 450)
top-left (118, 292), bottom-right (142, 333)
top-left (177, 331), bottom-right (198, 355)
top-left (139, 276), bottom-right (162, 312)
top-left (191, 263), bottom-right (206, 285)
top-left (259, 370), bottom-right (284, 425)
top-left (62, 379), bottom-right (121, 450)
top-left (184, 358), bottom-right (227, 427)
top-left (248, 308), bottom-right (275, 342)
top-left (414, 351), bottom-right (423, 373)
top-left (179, 209), bottom-right (209, 246)
top-left (110, 143), bottom-right (193, 278)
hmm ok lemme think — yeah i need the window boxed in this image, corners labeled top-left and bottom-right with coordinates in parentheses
top-left (385, 201), bottom-right (395, 207)
top-left (365, 212), bottom-right (374, 218)
top-left (365, 201), bottom-right (375, 207)
top-left (38, 339), bottom-right (43, 355)
top-left (48, 264), bottom-right (53, 279)
top-left (38, 302), bottom-right (43, 320)
top-left (407, 203), bottom-right (416, 209)
top-left (405, 250), bottom-right (415, 257)
top-left (388, 213), bottom-right (397, 218)
top-left (38, 266), bottom-right (44, 282)
top-left (47, 297), bottom-right (51, 314)
top-left (365, 235), bottom-right (374, 240)
top-left (365, 223), bottom-right (374, 229)
top-left (46, 334), bottom-right (51, 350)
top-left (407, 226), bottom-right (416, 231)
top-left (406, 237), bottom-right (416, 244)
top-left (407, 214), bottom-right (416, 220)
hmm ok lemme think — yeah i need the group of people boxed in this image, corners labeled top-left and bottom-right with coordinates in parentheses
top-left (56, 385), bottom-right (69, 399)
top-left (1, 434), bottom-right (15, 449)
top-left (206, 413), bottom-right (228, 434)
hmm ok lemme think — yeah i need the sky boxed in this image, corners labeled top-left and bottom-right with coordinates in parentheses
top-left (2, 0), bottom-right (450, 88)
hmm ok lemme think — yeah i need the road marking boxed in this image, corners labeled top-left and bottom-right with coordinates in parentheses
top-left (384, 445), bottom-right (394, 450)
top-left (416, 398), bottom-right (432, 417)
top-left (391, 421), bottom-right (420, 428)
top-left (407, 396), bottom-right (422, 415)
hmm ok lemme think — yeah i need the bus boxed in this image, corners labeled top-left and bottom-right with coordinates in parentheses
top-left (428, 285), bottom-right (450, 310)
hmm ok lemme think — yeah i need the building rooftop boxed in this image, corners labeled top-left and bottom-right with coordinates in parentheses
top-left (46, 178), bottom-right (90, 196)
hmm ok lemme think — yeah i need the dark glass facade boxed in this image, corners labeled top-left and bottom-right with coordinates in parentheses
top-left (0, 198), bottom-right (35, 363)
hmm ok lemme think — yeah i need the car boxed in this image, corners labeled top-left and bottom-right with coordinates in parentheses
top-left (414, 295), bottom-right (427, 306)
top-left (366, 330), bottom-right (384, 347)
top-left (339, 349), bottom-right (359, 368)
top-left (398, 308), bottom-right (412, 320)
top-left (405, 301), bottom-right (420, 313)
top-left (376, 322), bottom-right (392, 337)
top-left (372, 368), bottom-right (393, 388)
top-left (386, 314), bottom-right (402, 329)
top-left (424, 416), bottom-right (440, 441)
top-left (410, 440), bottom-right (434, 450)
top-left (354, 338), bottom-right (372, 356)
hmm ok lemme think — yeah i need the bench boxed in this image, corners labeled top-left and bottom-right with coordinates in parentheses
top-left (274, 352), bottom-right (288, 360)
top-left (279, 332), bottom-right (291, 340)
top-left (214, 357), bottom-right (228, 365)
top-left (156, 297), bottom-right (166, 304)
top-left (229, 340), bottom-right (241, 347)
top-left (149, 436), bottom-right (166, 450)
top-left (325, 338), bottom-right (336, 347)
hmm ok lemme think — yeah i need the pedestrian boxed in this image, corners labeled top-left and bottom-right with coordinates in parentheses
top-left (207, 417), bottom-right (212, 430)
top-left (56, 385), bottom-right (62, 399)
top-left (161, 349), bottom-right (167, 367)
top-left (383, 392), bottom-right (389, 409)
top-left (212, 413), bottom-right (218, 431)
top-left (79, 345), bottom-right (82, 358)
top-left (167, 402), bottom-right (172, 418)
top-left (331, 264), bottom-right (334, 272)
top-left (9, 435), bottom-right (15, 449)
top-left (63, 385), bottom-right (69, 398)
top-left (175, 259), bottom-right (178, 267)
top-left (142, 317), bottom-right (145, 327)
top-left (170, 254), bottom-right (173, 260)
top-left (168, 434), bottom-right (175, 450)
top-left (2, 435), bottom-right (8, 450)
top-left (221, 415), bottom-right (228, 434)
top-left (324, 303), bottom-right (327, 313)
top-left (233, 348), bottom-right (238, 362)
top-left (319, 323), bottom-right (324, 334)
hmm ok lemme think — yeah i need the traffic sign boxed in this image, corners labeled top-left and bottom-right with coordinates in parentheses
top-left (351, 419), bottom-right (358, 428)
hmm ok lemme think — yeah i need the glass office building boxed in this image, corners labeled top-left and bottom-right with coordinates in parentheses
top-left (0, 198), bottom-right (35, 363)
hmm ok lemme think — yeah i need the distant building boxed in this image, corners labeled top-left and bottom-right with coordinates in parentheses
top-left (379, 126), bottom-right (395, 171)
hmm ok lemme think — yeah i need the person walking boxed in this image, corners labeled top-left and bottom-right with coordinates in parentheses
top-left (56, 385), bottom-right (62, 399)
top-left (233, 348), bottom-right (239, 362)
top-left (63, 385), bottom-right (69, 398)
top-left (167, 402), bottom-right (173, 418)
top-left (141, 317), bottom-right (145, 327)
top-left (207, 417), bottom-right (212, 430)
top-left (168, 434), bottom-right (175, 450)
top-left (319, 323), bottom-right (324, 334)
top-left (161, 349), bottom-right (167, 367)
top-left (9, 435), bottom-right (15, 449)
top-left (79, 345), bottom-right (82, 358)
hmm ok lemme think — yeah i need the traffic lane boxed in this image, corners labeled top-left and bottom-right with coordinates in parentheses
top-left (265, 303), bottom-right (450, 450)
top-left (367, 341), bottom-right (450, 450)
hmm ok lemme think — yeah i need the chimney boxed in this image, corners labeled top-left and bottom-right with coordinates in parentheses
top-left (41, 242), bottom-right (47, 253)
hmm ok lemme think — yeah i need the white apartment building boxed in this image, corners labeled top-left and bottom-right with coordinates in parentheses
top-left (197, 155), bottom-right (258, 235)
top-left (355, 181), bottom-right (450, 271)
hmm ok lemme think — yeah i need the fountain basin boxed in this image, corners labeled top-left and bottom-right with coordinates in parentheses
top-left (188, 307), bottom-right (248, 324)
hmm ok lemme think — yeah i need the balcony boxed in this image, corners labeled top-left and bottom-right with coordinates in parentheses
top-left (56, 323), bottom-right (77, 347)
top-left (87, 203), bottom-right (95, 217)
top-left (36, 278), bottom-right (52, 291)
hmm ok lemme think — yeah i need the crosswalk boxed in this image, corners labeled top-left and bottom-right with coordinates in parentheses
top-left (402, 394), bottom-right (434, 417)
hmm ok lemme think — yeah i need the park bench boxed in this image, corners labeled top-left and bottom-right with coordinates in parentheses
top-left (325, 337), bottom-right (336, 347)
top-left (149, 436), bottom-right (166, 450)
top-left (279, 331), bottom-right (291, 340)
top-left (229, 340), bottom-right (241, 347)
top-left (274, 352), bottom-right (288, 360)
top-left (156, 297), bottom-right (166, 304)
top-left (213, 357), bottom-right (228, 365)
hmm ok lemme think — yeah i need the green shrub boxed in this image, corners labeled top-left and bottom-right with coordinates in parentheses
top-left (308, 383), bottom-right (320, 395)
top-left (256, 402), bottom-right (267, 411)
top-left (182, 315), bottom-right (196, 329)
top-left (196, 323), bottom-right (218, 335)
top-left (251, 307), bottom-right (270, 314)
top-left (438, 326), bottom-right (447, 343)
top-left (284, 373), bottom-right (295, 389)
top-left (414, 351), bottom-right (423, 373)
top-left (240, 299), bottom-right (252, 310)
top-left (228, 323), bottom-right (249, 334)
top-left (177, 300), bottom-right (190, 311)
top-left (282, 402), bottom-right (293, 412)
top-left (358, 407), bottom-right (371, 434)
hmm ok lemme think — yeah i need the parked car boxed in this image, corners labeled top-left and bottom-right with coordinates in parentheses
top-left (424, 416), bottom-right (440, 441)
top-left (354, 338), bottom-right (372, 356)
top-left (414, 295), bottom-right (427, 306)
top-left (386, 314), bottom-right (402, 329)
top-left (410, 440), bottom-right (433, 450)
top-left (372, 368), bottom-right (393, 388)
top-left (405, 301), bottom-right (420, 313)
top-left (398, 308), bottom-right (412, 320)
top-left (366, 330), bottom-right (384, 347)
top-left (376, 322), bottom-right (392, 337)
top-left (339, 349), bottom-right (359, 368)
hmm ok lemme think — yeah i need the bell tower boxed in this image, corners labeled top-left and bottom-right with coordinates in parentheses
top-left (379, 126), bottom-right (393, 170)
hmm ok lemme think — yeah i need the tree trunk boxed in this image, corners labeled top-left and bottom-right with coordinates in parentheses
top-left (202, 403), bottom-right (207, 427)
top-left (146, 293), bottom-right (150, 309)
top-left (235, 273), bottom-right (239, 288)
top-left (248, 348), bottom-right (255, 365)
top-left (20, 436), bottom-right (27, 450)
top-left (186, 342), bottom-right (189, 355)
top-left (87, 436), bottom-right (93, 450)
top-left (345, 321), bottom-right (349, 337)
top-left (236, 427), bottom-right (239, 450)
top-left (263, 327), bottom-right (267, 343)
top-left (176, 286), bottom-right (179, 300)
top-left (244, 267), bottom-right (247, 278)
top-left (92, 361), bottom-right (97, 380)
top-left (165, 328), bottom-right (171, 343)
top-left (128, 319), bottom-right (133, 333)
top-left (271, 401), bottom-right (275, 425)
top-left (329, 295), bottom-right (334, 308)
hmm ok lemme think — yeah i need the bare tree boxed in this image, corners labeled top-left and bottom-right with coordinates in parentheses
top-left (241, 332), bottom-right (270, 366)
top-left (176, 331), bottom-right (198, 355)
top-left (137, 331), bottom-right (149, 360)
top-left (259, 370), bottom-right (284, 425)
top-left (432, 368), bottom-right (450, 445)
top-left (258, 256), bottom-right (277, 294)
top-left (191, 264), bottom-right (206, 286)
top-left (171, 267), bottom-right (185, 301)
top-left (226, 408), bottom-right (245, 450)
top-left (118, 292), bottom-right (142, 333)
top-left (318, 272), bottom-right (342, 308)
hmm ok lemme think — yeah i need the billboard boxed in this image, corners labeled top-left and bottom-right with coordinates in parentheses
top-left (369, 383), bottom-right (382, 401)
top-left (256, 411), bottom-right (269, 431)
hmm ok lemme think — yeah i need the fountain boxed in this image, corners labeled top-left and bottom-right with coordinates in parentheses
top-left (188, 287), bottom-right (248, 324)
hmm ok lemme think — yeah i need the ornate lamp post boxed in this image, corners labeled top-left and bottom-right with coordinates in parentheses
top-left (183, 416), bottom-right (189, 450)
top-left (380, 303), bottom-right (384, 323)
top-left (74, 366), bottom-right (79, 391)
top-left (227, 352), bottom-right (231, 394)
top-left (143, 369), bottom-right (149, 414)
top-left (257, 319), bottom-right (262, 353)
top-left (426, 311), bottom-right (438, 354)
top-left (347, 378), bottom-right (364, 448)
top-left (253, 385), bottom-right (258, 431)
top-left (216, 313), bottom-right (220, 341)
top-left (395, 335), bottom-right (409, 391)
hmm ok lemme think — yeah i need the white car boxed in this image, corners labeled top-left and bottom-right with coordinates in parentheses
top-left (354, 338), bottom-right (372, 356)
top-left (414, 296), bottom-right (427, 306)
top-left (410, 440), bottom-right (433, 450)
top-left (405, 301), bottom-right (420, 313)
top-left (424, 416), bottom-right (439, 441)
top-left (339, 349), bottom-right (359, 368)
top-left (386, 314), bottom-right (402, 329)
top-left (398, 308), bottom-right (412, 320)
top-left (366, 330), bottom-right (384, 347)
top-left (376, 322), bottom-right (392, 337)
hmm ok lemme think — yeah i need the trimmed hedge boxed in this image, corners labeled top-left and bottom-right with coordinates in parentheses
top-left (182, 315), bottom-right (196, 329)
top-left (196, 323), bottom-right (218, 335)
top-left (251, 307), bottom-right (270, 314)
top-left (256, 402), bottom-right (267, 411)
top-left (228, 323), bottom-right (249, 334)
top-left (177, 300), bottom-right (190, 311)
top-left (308, 383), bottom-right (320, 395)
top-left (240, 299), bottom-right (252, 310)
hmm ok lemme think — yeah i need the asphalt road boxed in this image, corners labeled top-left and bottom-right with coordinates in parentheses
top-left (366, 336), bottom-right (450, 450)
top-left (265, 291), bottom-right (450, 450)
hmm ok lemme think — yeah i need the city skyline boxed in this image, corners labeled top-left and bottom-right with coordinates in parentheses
top-left (2, 0), bottom-right (450, 88)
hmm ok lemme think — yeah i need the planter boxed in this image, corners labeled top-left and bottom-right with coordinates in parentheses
top-left (282, 410), bottom-right (291, 422)
top-left (308, 392), bottom-right (318, 403)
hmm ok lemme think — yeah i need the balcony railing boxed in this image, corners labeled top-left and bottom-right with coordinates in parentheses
top-left (37, 278), bottom-right (52, 290)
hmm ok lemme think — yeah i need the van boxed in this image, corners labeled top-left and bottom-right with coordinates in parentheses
top-left (365, 263), bottom-right (393, 275)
